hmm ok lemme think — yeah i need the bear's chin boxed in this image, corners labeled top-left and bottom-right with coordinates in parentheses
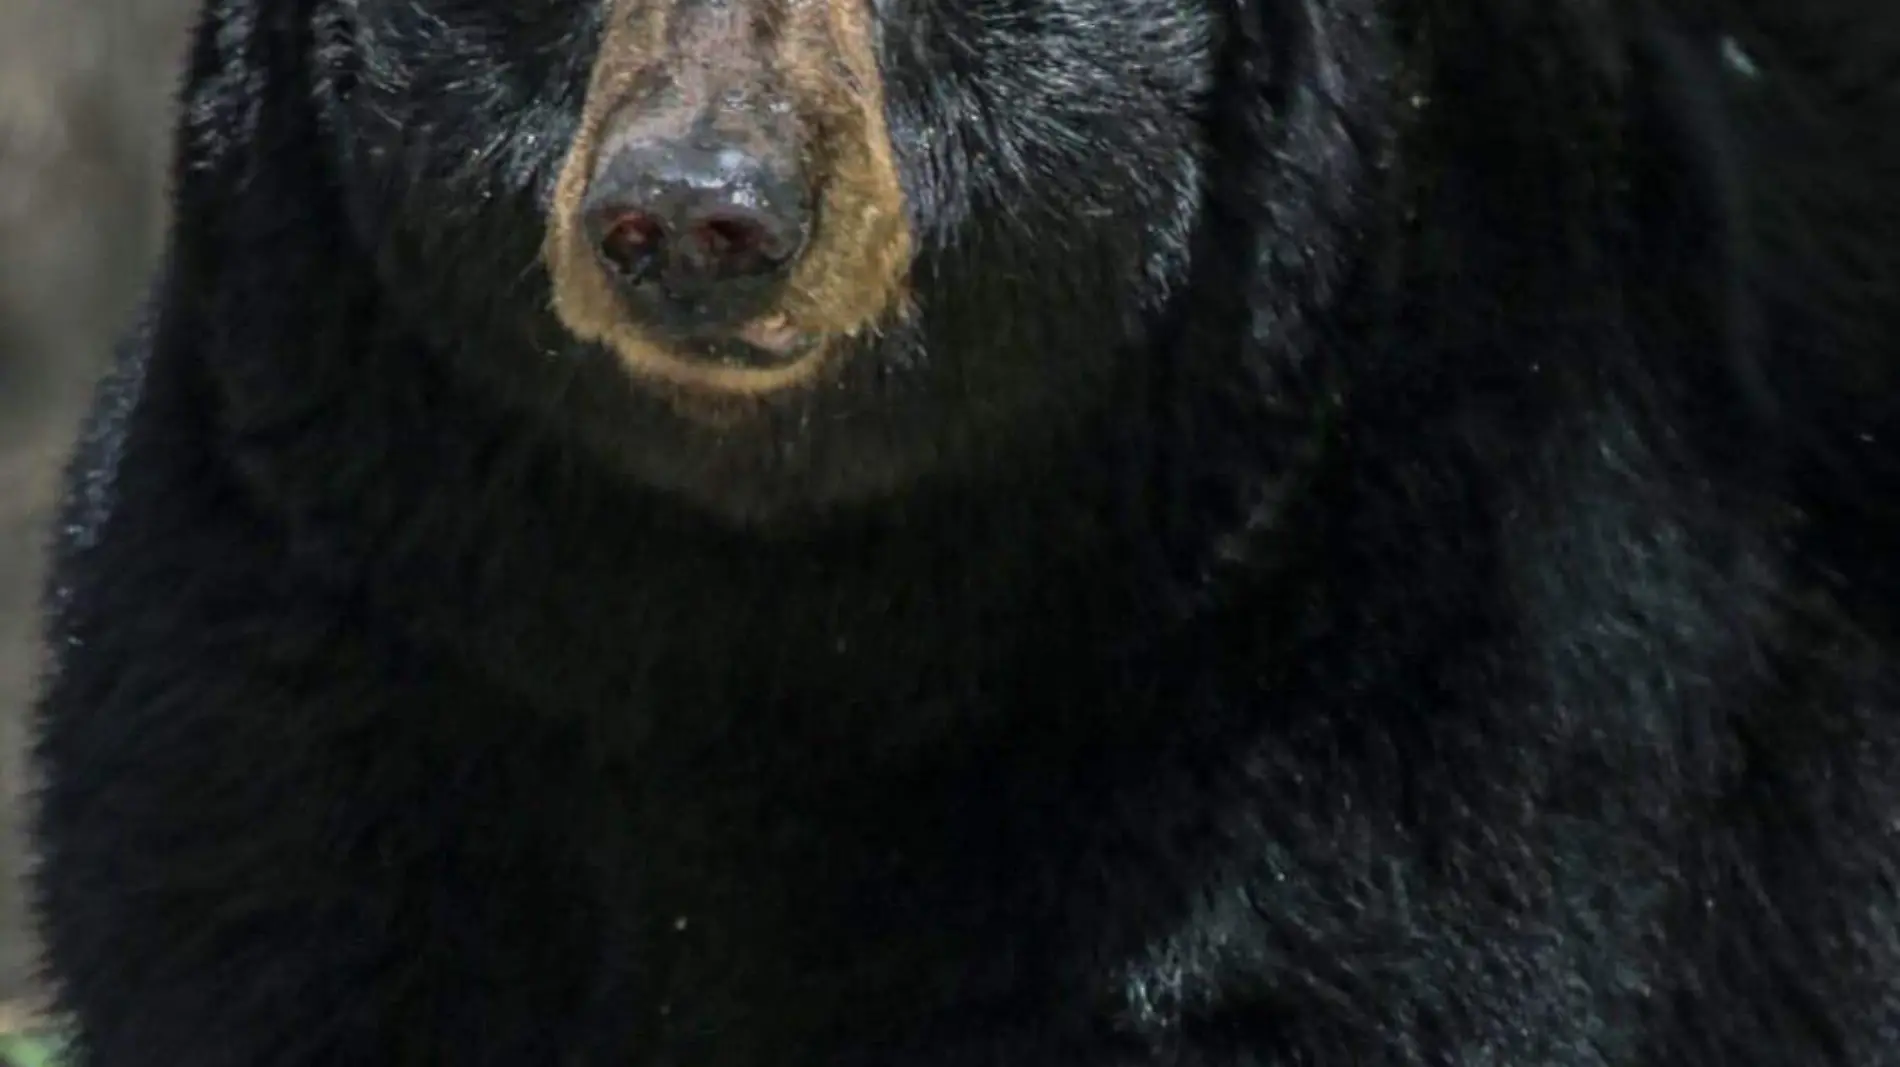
top-left (477, 330), bottom-right (996, 530)
top-left (515, 320), bottom-right (1118, 532)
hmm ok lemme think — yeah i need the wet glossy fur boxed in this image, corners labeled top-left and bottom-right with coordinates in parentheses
top-left (30, 0), bottom-right (1900, 1064)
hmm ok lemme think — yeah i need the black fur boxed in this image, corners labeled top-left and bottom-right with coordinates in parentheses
top-left (29, 0), bottom-right (1900, 1064)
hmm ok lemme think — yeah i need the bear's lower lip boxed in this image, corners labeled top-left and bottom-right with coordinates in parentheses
top-left (735, 314), bottom-right (803, 355)
top-left (671, 315), bottom-right (810, 371)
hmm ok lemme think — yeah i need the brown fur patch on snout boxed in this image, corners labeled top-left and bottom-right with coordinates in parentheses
top-left (543, 0), bottom-right (912, 400)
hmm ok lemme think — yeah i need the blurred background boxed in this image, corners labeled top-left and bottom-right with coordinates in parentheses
top-left (0, 0), bottom-right (199, 1019)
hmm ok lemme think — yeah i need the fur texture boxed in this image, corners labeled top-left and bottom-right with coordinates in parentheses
top-left (29, 0), bottom-right (1900, 1064)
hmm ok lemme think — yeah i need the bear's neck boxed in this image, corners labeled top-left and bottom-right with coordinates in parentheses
top-left (206, 290), bottom-right (1328, 753)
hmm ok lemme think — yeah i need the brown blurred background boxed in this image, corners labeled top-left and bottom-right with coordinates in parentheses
top-left (0, 0), bottom-right (199, 1013)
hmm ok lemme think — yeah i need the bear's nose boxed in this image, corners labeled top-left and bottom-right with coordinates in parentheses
top-left (581, 135), bottom-right (810, 335)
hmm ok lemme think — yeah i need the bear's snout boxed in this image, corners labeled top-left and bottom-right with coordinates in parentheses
top-left (580, 105), bottom-right (813, 355)
top-left (541, 0), bottom-right (913, 401)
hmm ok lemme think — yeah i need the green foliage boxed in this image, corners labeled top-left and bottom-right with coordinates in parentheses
top-left (0, 1029), bottom-right (70, 1067)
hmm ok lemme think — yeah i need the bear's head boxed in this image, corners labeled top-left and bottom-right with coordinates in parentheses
top-left (298, 0), bottom-right (1370, 523)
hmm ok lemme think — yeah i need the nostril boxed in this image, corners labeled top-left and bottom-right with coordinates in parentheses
top-left (595, 210), bottom-right (666, 283)
top-left (686, 213), bottom-right (788, 279)
top-left (698, 216), bottom-right (760, 258)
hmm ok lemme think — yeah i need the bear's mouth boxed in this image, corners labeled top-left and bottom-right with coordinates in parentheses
top-left (681, 314), bottom-right (813, 370)
top-left (734, 313), bottom-right (806, 359)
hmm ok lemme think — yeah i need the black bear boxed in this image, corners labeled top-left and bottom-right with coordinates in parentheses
top-left (28, 0), bottom-right (1900, 1062)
